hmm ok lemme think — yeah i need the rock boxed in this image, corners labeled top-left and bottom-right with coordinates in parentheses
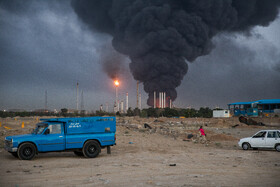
top-left (99, 178), bottom-right (110, 184)
top-left (144, 123), bottom-right (152, 129)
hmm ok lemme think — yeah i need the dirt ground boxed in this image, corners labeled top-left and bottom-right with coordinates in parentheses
top-left (0, 116), bottom-right (279, 186)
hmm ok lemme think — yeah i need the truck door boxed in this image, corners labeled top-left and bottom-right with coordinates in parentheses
top-left (41, 123), bottom-right (65, 152)
top-left (265, 131), bottom-right (279, 148)
top-left (250, 131), bottom-right (267, 147)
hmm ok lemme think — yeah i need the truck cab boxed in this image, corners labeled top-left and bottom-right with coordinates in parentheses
top-left (4, 117), bottom-right (116, 160)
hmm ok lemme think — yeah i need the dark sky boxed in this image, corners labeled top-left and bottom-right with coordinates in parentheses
top-left (0, 0), bottom-right (279, 111)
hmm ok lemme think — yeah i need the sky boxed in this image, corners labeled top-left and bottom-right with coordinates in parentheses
top-left (0, 0), bottom-right (279, 111)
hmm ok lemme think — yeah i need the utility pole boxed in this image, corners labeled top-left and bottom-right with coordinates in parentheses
top-left (81, 90), bottom-right (84, 111)
top-left (136, 81), bottom-right (139, 108)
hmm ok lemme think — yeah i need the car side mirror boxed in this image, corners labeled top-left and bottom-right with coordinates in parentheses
top-left (44, 129), bottom-right (50, 135)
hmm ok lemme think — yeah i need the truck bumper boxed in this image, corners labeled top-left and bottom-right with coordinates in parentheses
top-left (5, 146), bottom-right (18, 152)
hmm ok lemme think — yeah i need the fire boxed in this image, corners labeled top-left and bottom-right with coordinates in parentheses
top-left (114, 80), bottom-right (120, 87)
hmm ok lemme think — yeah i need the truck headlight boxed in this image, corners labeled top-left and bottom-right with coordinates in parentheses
top-left (5, 139), bottom-right (13, 147)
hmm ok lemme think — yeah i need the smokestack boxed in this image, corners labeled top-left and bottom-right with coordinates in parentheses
top-left (159, 92), bottom-right (161, 108)
top-left (76, 82), bottom-right (79, 111)
top-left (163, 92), bottom-right (166, 108)
top-left (81, 90), bottom-right (84, 111)
top-left (136, 81), bottom-right (139, 108)
top-left (162, 92), bottom-right (164, 108)
top-left (114, 103), bottom-right (117, 113)
top-left (100, 104), bottom-right (103, 111)
top-left (139, 93), bottom-right (141, 109)
top-left (121, 101), bottom-right (124, 113)
top-left (126, 92), bottom-right (128, 112)
top-left (154, 91), bottom-right (156, 108)
top-left (163, 92), bottom-right (164, 108)
top-left (170, 99), bottom-right (172, 108)
top-left (115, 82), bottom-right (118, 112)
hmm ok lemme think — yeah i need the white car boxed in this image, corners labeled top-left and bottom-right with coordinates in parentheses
top-left (238, 130), bottom-right (280, 152)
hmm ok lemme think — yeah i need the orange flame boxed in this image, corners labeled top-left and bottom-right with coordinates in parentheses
top-left (114, 80), bottom-right (120, 87)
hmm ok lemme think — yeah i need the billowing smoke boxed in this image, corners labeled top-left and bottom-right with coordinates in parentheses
top-left (97, 43), bottom-right (126, 80)
top-left (71, 0), bottom-right (280, 106)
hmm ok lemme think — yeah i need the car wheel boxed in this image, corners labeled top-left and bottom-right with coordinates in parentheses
top-left (10, 152), bottom-right (18, 158)
top-left (242, 143), bottom-right (250, 150)
top-left (276, 144), bottom-right (280, 152)
top-left (18, 143), bottom-right (36, 160)
top-left (82, 140), bottom-right (101, 158)
top-left (74, 151), bottom-right (84, 156)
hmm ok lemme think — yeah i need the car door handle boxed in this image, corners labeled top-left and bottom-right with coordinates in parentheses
top-left (59, 136), bottom-right (63, 138)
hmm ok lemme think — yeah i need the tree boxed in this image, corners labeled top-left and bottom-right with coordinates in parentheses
top-left (133, 108), bottom-right (141, 116)
top-left (126, 107), bottom-right (134, 116)
top-left (145, 108), bottom-right (159, 117)
top-left (61, 108), bottom-right (68, 116)
top-left (140, 110), bottom-right (148, 118)
top-left (197, 107), bottom-right (212, 118)
top-left (180, 108), bottom-right (197, 118)
top-left (162, 108), bottom-right (179, 117)
top-left (96, 110), bottom-right (106, 116)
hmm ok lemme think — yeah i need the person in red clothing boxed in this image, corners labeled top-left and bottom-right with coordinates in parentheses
top-left (199, 126), bottom-right (206, 143)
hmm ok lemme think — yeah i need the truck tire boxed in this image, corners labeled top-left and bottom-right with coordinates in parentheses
top-left (74, 151), bottom-right (84, 156)
top-left (17, 143), bottom-right (36, 160)
top-left (82, 140), bottom-right (101, 158)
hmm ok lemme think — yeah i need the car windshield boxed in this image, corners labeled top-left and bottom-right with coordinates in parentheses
top-left (253, 131), bottom-right (266, 138)
top-left (33, 123), bottom-right (48, 134)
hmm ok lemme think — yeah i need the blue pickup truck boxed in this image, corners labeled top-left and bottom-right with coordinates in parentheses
top-left (4, 117), bottom-right (116, 160)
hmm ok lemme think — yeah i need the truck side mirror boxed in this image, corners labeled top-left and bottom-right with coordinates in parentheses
top-left (44, 129), bottom-right (50, 135)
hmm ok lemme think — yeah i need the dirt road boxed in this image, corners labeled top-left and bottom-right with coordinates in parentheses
top-left (0, 117), bottom-right (279, 186)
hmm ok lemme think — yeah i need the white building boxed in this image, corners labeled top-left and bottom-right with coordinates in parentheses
top-left (213, 110), bottom-right (230, 118)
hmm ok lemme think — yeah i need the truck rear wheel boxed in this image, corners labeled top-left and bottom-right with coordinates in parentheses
top-left (18, 143), bottom-right (36, 160)
top-left (82, 140), bottom-right (101, 158)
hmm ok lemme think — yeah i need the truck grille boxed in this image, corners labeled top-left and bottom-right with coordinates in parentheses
top-left (5, 140), bottom-right (12, 147)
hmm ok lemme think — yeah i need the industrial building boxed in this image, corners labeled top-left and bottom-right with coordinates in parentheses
top-left (213, 109), bottom-right (230, 118)
top-left (228, 99), bottom-right (280, 117)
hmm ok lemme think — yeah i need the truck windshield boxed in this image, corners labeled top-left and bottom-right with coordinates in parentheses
top-left (33, 123), bottom-right (48, 134)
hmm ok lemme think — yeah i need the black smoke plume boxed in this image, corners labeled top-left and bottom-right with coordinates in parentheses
top-left (71, 0), bottom-right (280, 106)
top-left (97, 43), bottom-right (126, 80)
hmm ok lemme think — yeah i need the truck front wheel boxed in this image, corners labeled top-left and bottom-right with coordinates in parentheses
top-left (82, 140), bottom-right (101, 158)
top-left (18, 143), bottom-right (36, 160)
